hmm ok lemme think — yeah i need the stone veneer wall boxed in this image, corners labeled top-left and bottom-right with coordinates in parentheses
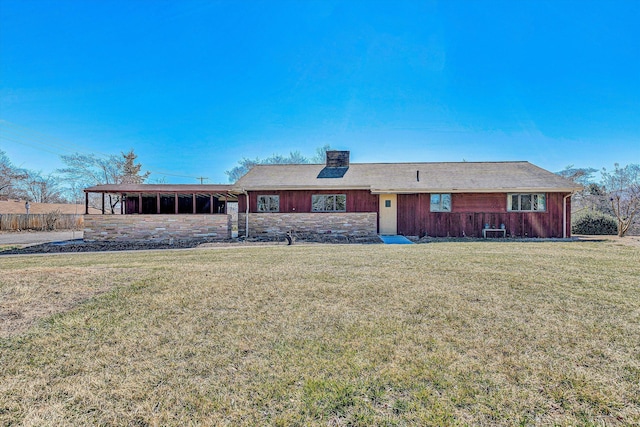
top-left (238, 212), bottom-right (377, 237)
top-left (84, 214), bottom-right (231, 242)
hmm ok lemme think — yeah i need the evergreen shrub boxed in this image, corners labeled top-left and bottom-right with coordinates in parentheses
top-left (572, 210), bottom-right (617, 235)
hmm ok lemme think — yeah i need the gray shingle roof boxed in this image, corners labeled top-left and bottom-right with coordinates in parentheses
top-left (233, 161), bottom-right (581, 193)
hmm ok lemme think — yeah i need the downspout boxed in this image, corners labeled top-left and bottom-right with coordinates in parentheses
top-left (243, 188), bottom-right (249, 240)
top-left (563, 192), bottom-right (574, 239)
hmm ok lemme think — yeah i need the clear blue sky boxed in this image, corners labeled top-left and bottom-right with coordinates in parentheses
top-left (1, 0), bottom-right (639, 183)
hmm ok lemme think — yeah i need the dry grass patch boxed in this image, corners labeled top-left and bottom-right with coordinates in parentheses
top-left (0, 254), bottom-right (156, 338)
top-left (1, 242), bottom-right (639, 426)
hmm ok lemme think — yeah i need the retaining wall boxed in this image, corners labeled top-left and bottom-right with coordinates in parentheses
top-left (238, 212), bottom-right (378, 238)
top-left (84, 214), bottom-right (231, 242)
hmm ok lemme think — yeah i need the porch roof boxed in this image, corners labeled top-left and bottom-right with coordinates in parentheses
top-left (84, 184), bottom-right (236, 195)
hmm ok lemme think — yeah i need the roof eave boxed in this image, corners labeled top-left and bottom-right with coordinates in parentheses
top-left (370, 187), bottom-right (583, 194)
top-left (231, 185), bottom-right (372, 192)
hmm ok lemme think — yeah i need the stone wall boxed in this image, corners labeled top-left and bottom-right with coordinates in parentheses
top-left (84, 214), bottom-right (231, 242)
top-left (238, 212), bottom-right (378, 238)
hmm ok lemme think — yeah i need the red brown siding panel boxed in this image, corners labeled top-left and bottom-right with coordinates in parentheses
top-left (398, 192), bottom-right (569, 238)
top-left (243, 191), bottom-right (571, 238)
top-left (245, 190), bottom-right (377, 213)
top-left (397, 194), bottom-right (425, 236)
top-left (238, 194), bottom-right (247, 212)
top-left (453, 193), bottom-right (506, 212)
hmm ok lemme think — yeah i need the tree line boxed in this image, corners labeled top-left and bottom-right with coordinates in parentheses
top-left (0, 149), bottom-right (148, 212)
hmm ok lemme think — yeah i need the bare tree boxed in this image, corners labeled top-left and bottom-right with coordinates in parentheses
top-left (59, 153), bottom-right (121, 213)
top-left (556, 165), bottom-right (604, 214)
top-left (225, 157), bottom-right (261, 183)
top-left (601, 163), bottom-right (640, 237)
top-left (225, 145), bottom-right (333, 182)
top-left (20, 171), bottom-right (65, 203)
top-left (0, 149), bottom-right (28, 198)
top-left (59, 149), bottom-right (148, 213)
top-left (556, 165), bottom-right (597, 186)
top-left (310, 144), bottom-right (333, 164)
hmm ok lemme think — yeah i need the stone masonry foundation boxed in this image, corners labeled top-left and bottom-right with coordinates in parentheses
top-left (84, 214), bottom-right (231, 242)
top-left (238, 212), bottom-right (377, 238)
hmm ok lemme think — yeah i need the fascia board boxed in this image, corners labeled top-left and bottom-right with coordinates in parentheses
top-left (370, 187), bottom-right (582, 194)
top-left (231, 185), bottom-right (372, 192)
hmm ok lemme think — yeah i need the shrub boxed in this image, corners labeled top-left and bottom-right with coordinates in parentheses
top-left (45, 209), bottom-right (61, 231)
top-left (572, 209), bottom-right (617, 235)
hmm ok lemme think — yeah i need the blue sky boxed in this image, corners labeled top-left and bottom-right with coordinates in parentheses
top-left (1, 0), bottom-right (639, 183)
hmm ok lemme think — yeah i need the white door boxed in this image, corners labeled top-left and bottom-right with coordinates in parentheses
top-left (379, 194), bottom-right (397, 235)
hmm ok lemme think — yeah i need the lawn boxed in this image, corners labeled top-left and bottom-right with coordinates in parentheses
top-left (1, 242), bottom-right (639, 426)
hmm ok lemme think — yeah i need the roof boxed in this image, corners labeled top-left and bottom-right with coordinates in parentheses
top-left (84, 184), bottom-right (235, 194)
top-left (0, 200), bottom-right (100, 214)
top-left (233, 161), bottom-right (582, 193)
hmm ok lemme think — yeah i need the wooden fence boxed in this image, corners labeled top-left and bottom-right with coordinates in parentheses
top-left (0, 214), bottom-right (84, 231)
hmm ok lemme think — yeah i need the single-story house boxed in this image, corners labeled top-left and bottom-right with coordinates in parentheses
top-left (83, 151), bottom-right (581, 242)
top-left (233, 151), bottom-right (582, 239)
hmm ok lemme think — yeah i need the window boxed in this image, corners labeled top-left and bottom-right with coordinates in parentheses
top-left (430, 193), bottom-right (451, 212)
top-left (312, 194), bottom-right (346, 212)
top-left (508, 193), bottom-right (546, 211)
top-left (257, 195), bottom-right (280, 212)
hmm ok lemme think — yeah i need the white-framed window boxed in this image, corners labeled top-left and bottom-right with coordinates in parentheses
top-left (257, 195), bottom-right (280, 212)
top-left (508, 193), bottom-right (546, 212)
top-left (312, 194), bottom-right (346, 212)
top-left (430, 193), bottom-right (452, 212)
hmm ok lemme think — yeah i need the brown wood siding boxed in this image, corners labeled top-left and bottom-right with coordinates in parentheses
top-left (454, 193), bottom-right (506, 212)
top-left (242, 190), bottom-right (378, 213)
top-left (566, 196), bottom-right (572, 237)
top-left (398, 192), bottom-right (569, 238)
top-left (240, 191), bottom-right (571, 238)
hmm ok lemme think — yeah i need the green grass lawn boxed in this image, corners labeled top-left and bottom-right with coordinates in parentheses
top-left (1, 242), bottom-right (639, 426)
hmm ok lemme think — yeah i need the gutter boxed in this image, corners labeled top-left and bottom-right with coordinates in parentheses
top-left (563, 191), bottom-right (575, 238)
top-left (370, 187), bottom-right (582, 194)
top-left (242, 188), bottom-right (249, 240)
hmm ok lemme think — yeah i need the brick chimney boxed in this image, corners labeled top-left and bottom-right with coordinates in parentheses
top-left (325, 150), bottom-right (350, 168)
